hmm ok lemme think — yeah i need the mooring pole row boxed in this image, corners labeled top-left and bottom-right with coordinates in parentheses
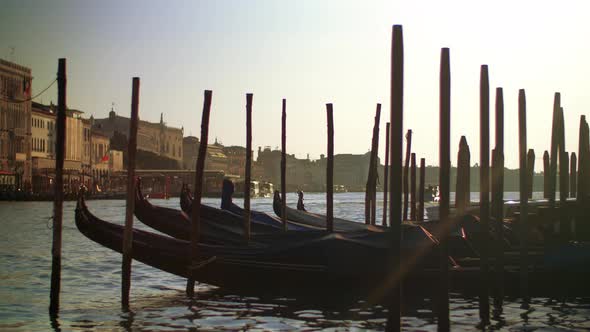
top-left (186, 90), bottom-right (212, 296)
top-left (122, 77), bottom-right (140, 308)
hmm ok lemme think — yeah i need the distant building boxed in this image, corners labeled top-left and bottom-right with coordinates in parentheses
top-left (223, 145), bottom-right (248, 177)
top-left (31, 103), bottom-right (55, 160)
top-left (93, 107), bottom-right (183, 168)
top-left (182, 136), bottom-right (199, 169)
top-left (90, 130), bottom-right (110, 189)
top-left (256, 146), bottom-right (381, 192)
top-left (0, 59), bottom-right (32, 188)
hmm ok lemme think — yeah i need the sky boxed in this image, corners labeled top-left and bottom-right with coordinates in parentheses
top-left (2, 0), bottom-right (590, 170)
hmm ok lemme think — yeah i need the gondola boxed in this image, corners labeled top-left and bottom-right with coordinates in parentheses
top-left (77, 189), bottom-right (448, 298)
top-left (272, 190), bottom-right (383, 232)
top-left (218, 179), bottom-right (317, 231)
top-left (135, 179), bottom-right (298, 245)
top-left (140, 180), bottom-right (442, 250)
top-left (77, 188), bottom-right (590, 298)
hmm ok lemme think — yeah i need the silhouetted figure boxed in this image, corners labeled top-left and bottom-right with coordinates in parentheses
top-left (297, 190), bottom-right (306, 211)
top-left (221, 178), bottom-right (234, 210)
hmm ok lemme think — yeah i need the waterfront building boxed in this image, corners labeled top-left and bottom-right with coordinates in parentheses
top-left (93, 107), bottom-right (183, 168)
top-left (90, 130), bottom-right (110, 190)
top-left (223, 145), bottom-right (248, 177)
top-left (31, 102), bottom-right (55, 160)
top-left (182, 136), bottom-right (199, 169)
top-left (0, 59), bottom-right (32, 188)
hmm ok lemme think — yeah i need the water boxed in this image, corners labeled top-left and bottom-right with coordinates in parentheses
top-left (1, 192), bottom-right (589, 331)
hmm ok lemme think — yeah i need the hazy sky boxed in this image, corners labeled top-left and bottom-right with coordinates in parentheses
top-left (2, 0), bottom-right (590, 170)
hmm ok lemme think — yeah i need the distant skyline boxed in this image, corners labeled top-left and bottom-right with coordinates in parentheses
top-left (2, 0), bottom-right (590, 170)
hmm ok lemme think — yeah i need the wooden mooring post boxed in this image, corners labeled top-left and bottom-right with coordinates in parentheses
top-left (527, 149), bottom-right (535, 199)
top-left (438, 47), bottom-right (451, 332)
top-left (570, 152), bottom-right (577, 198)
top-left (281, 98), bottom-right (287, 231)
top-left (456, 136), bottom-right (470, 216)
top-left (245, 93), bottom-right (253, 240)
top-left (479, 65), bottom-right (490, 324)
top-left (543, 151), bottom-right (550, 199)
top-left (417, 158), bottom-right (425, 221)
top-left (410, 153), bottom-right (417, 220)
top-left (386, 24), bottom-right (403, 331)
top-left (186, 90), bottom-right (213, 296)
top-left (122, 77), bottom-right (140, 308)
top-left (577, 116), bottom-right (589, 201)
top-left (403, 129), bottom-right (412, 220)
top-left (383, 122), bottom-right (391, 226)
top-left (49, 58), bottom-right (66, 316)
top-left (518, 89), bottom-right (530, 305)
top-left (326, 103), bottom-right (334, 233)
top-left (366, 104), bottom-right (381, 225)
top-left (549, 93), bottom-right (561, 206)
top-left (492, 87), bottom-right (505, 307)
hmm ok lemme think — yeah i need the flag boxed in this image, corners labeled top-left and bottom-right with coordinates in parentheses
top-left (101, 154), bottom-right (109, 162)
top-left (22, 77), bottom-right (31, 97)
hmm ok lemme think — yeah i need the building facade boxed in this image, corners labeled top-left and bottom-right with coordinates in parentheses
top-left (93, 107), bottom-right (183, 167)
top-left (0, 59), bottom-right (32, 188)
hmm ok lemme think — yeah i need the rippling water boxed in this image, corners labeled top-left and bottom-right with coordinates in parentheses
top-left (1, 192), bottom-right (589, 331)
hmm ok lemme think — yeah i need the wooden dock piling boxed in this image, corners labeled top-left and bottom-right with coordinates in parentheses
top-left (543, 151), bottom-right (550, 199)
top-left (281, 99), bottom-right (287, 231)
top-left (403, 129), bottom-right (412, 220)
top-left (438, 47), bottom-right (451, 332)
top-left (418, 158), bottom-right (425, 221)
top-left (326, 103), bottom-right (334, 233)
top-left (410, 153), bottom-right (417, 220)
top-left (186, 90), bottom-right (213, 296)
top-left (245, 93), bottom-right (253, 240)
top-left (456, 136), bottom-right (470, 216)
top-left (387, 24), bottom-right (403, 331)
top-left (492, 87), bottom-right (505, 306)
top-left (518, 89), bottom-right (530, 305)
top-left (479, 65), bottom-right (490, 324)
top-left (527, 149), bottom-right (535, 199)
top-left (549, 93), bottom-right (561, 206)
top-left (578, 116), bottom-right (589, 201)
top-left (383, 122), bottom-right (391, 226)
top-left (49, 58), bottom-right (67, 316)
top-left (366, 104), bottom-right (381, 225)
top-left (570, 152), bottom-right (577, 198)
top-left (122, 77), bottom-right (141, 308)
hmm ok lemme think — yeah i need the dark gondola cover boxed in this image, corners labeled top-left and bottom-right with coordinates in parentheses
top-left (136, 180), bottom-right (284, 245)
top-left (78, 189), bottom-right (590, 297)
top-left (77, 191), bottom-right (446, 298)
top-left (272, 191), bottom-right (383, 232)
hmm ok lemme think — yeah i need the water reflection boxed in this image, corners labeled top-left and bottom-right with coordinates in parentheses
top-left (1, 196), bottom-right (590, 331)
